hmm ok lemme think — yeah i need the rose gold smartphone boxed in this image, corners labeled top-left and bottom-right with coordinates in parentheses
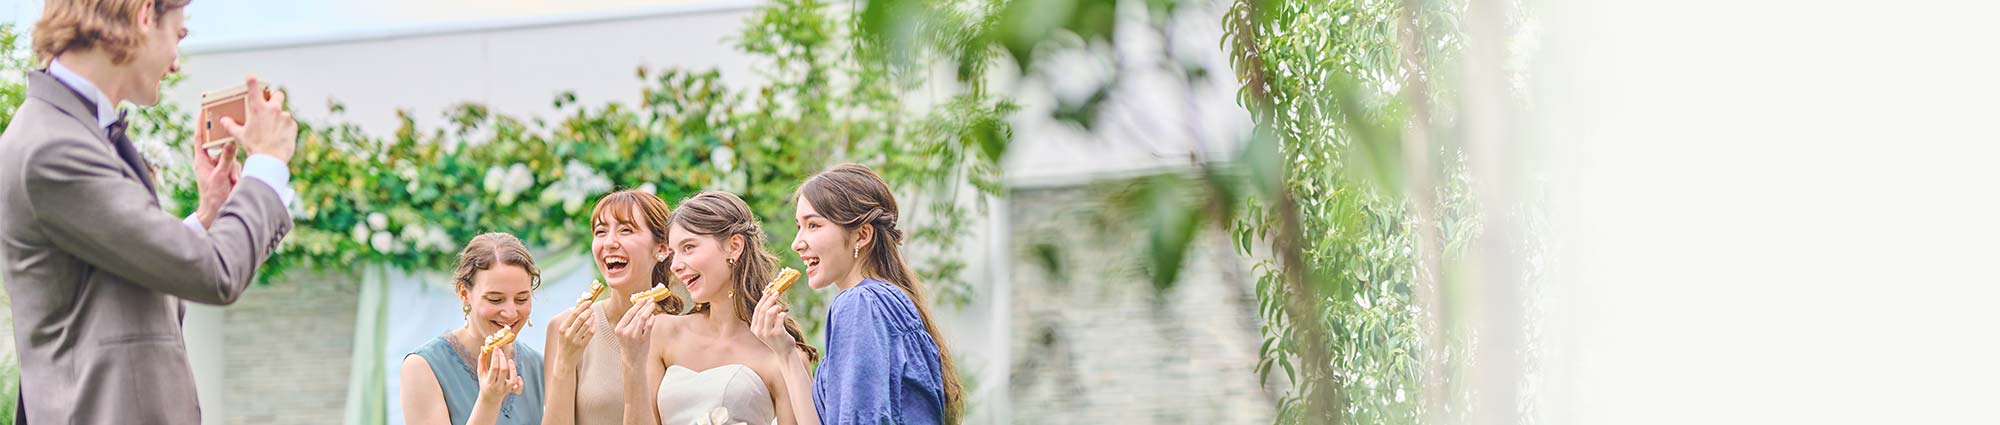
top-left (198, 83), bottom-right (271, 149)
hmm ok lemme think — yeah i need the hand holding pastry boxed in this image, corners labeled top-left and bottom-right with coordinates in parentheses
top-left (628, 283), bottom-right (673, 304)
top-left (476, 333), bottom-right (523, 401)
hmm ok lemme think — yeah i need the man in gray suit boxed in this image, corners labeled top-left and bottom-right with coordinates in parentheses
top-left (0, 0), bottom-right (301, 423)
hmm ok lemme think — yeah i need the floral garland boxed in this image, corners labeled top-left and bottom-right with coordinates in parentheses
top-left (132, 70), bottom-right (738, 279)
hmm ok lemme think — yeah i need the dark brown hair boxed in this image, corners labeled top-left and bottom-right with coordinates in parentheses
top-left (453, 232), bottom-right (542, 292)
top-left (669, 191), bottom-right (820, 363)
top-left (33, 0), bottom-right (191, 65)
top-left (797, 163), bottom-right (961, 421)
top-left (590, 189), bottom-right (689, 314)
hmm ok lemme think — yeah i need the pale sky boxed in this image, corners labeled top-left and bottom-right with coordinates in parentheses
top-left (3, 0), bottom-right (705, 46)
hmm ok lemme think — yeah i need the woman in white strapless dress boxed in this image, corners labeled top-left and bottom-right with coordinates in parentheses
top-left (611, 192), bottom-right (824, 425)
top-left (656, 364), bottom-right (775, 425)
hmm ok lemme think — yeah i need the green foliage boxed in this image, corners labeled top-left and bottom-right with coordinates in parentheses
top-left (1225, 0), bottom-right (1480, 423)
top-left (0, 353), bottom-right (13, 425)
top-left (860, 0), bottom-right (1495, 423)
top-left (738, 0), bottom-right (1013, 311)
top-left (2, 23), bottom-right (30, 130)
top-left (0, 271), bottom-right (10, 425)
top-left (0, 23), bottom-right (19, 425)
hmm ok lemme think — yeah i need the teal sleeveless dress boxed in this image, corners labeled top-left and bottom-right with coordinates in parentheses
top-left (407, 334), bottom-right (547, 425)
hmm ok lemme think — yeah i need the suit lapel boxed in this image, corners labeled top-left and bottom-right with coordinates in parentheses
top-left (26, 70), bottom-right (158, 195)
top-left (25, 71), bottom-right (100, 132)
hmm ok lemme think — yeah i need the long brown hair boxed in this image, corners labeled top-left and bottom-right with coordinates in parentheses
top-left (589, 189), bottom-right (690, 314)
top-left (797, 163), bottom-right (961, 421)
top-left (668, 191), bottom-right (821, 363)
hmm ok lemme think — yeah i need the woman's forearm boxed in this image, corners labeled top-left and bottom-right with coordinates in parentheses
top-left (779, 352), bottom-right (821, 425)
top-left (540, 365), bottom-right (580, 425)
top-left (620, 360), bottom-right (658, 425)
top-left (468, 395), bottom-right (506, 425)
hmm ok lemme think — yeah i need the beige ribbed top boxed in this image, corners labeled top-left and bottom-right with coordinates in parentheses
top-left (571, 302), bottom-right (630, 425)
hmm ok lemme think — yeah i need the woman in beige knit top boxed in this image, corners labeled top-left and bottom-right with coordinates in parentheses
top-left (542, 189), bottom-right (690, 425)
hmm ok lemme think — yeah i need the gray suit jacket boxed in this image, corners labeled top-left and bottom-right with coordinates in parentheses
top-left (0, 70), bottom-right (293, 424)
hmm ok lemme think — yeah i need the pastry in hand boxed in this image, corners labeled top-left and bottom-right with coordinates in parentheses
top-left (764, 268), bottom-right (802, 297)
top-left (480, 325), bottom-right (516, 355)
top-left (577, 279), bottom-right (606, 306)
top-left (629, 283), bottom-right (673, 304)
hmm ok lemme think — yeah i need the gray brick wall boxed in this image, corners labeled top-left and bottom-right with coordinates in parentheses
top-left (1006, 185), bottom-right (1277, 424)
top-left (223, 274), bottom-right (360, 425)
top-left (0, 274), bottom-right (359, 424)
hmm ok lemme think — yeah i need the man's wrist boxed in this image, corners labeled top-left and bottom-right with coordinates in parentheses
top-left (240, 154), bottom-right (295, 207)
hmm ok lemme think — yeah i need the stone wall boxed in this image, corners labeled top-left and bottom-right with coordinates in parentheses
top-left (222, 275), bottom-right (361, 425)
top-left (1006, 184), bottom-right (1277, 424)
top-left (0, 273), bottom-right (358, 424)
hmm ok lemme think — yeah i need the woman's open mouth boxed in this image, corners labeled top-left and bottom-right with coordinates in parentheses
top-left (603, 256), bottom-right (629, 275)
top-left (683, 275), bottom-right (702, 292)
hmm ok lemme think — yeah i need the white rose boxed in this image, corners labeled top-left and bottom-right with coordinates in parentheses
top-left (134, 135), bottom-right (182, 172)
top-left (400, 225), bottom-right (426, 247)
top-left (483, 166), bottom-right (504, 193)
top-left (711, 146), bottom-right (736, 173)
top-left (428, 227), bottom-right (454, 251)
top-left (351, 224), bottom-right (370, 245)
top-left (370, 232), bottom-right (395, 253)
top-left (585, 174), bottom-right (611, 194)
top-left (367, 212), bottom-right (389, 231)
top-left (499, 163), bottom-right (535, 205)
top-left (538, 186), bottom-right (564, 206)
top-left (505, 163), bottom-right (535, 192)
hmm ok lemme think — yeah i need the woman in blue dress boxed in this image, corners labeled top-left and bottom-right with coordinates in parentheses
top-left (752, 163), bottom-right (962, 425)
top-left (400, 232), bottom-right (547, 425)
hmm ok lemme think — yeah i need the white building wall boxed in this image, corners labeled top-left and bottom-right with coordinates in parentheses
top-left (167, 1), bottom-right (765, 141)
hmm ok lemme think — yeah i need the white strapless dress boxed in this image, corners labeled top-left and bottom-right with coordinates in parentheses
top-left (657, 364), bottom-right (777, 425)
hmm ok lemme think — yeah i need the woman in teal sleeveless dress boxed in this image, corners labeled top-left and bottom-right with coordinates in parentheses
top-left (400, 233), bottom-right (548, 425)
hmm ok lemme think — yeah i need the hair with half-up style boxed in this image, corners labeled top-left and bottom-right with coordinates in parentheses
top-left (668, 191), bottom-right (821, 363)
top-left (589, 189), bottom-right (691, 315)
top-left (797, 163), bottom-right (961, 421)
top-left (453, 232), bottom-right (542, 293)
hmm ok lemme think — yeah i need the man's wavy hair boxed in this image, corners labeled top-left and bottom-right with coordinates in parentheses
top-left (33, 0), bottom-right (191, 65)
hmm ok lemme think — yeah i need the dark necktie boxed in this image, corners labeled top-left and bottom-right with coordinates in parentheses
top-left (103, 111), bottom-right (158, 196)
